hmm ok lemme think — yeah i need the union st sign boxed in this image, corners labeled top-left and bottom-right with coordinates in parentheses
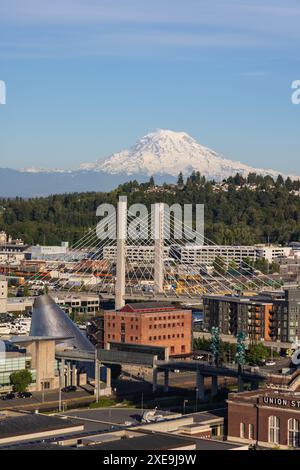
top-left (262, 396), bottom-right (300, 409)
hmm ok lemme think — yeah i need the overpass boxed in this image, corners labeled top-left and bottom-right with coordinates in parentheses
top-left (55, 344), bottom-right (163, 400)
top-left (153, 360), bottom-right (267, 399)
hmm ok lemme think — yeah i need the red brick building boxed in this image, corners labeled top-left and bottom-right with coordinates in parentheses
top-left (103, 302), bottom-right (192, 356)
top-left (227, 369), bottom-right (300, 448)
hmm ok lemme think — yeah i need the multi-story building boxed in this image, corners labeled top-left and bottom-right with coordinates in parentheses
top-left (204, 289), bottom-right (300, 344)
top-left (203, 294), bottom-right (274, 341)
top-left (271, 289), bottom-right (300, 343)
top-left (103, 244), bottom-right (290, 269)
top-left (29, 242), bottom-right (69, 259)
top-left (0, 347), bottom-right (36, 392)
top-left (180, 245), bottom-right (258, 267)
top-left (103, 245), bottom-right (170, 266)
top-left (227, 366), bottom-right (300, 449)
top-left (0, 337), bottom-right (61, 393)
top-left (53, 293), bottom-right (100, 315)
top-left (180, 244), bottom-right (291, 268)
top-left (3, 293), bottom-right (100, 316)
top-left (104, 302), bottom-right (192, 356)
top-left (255, 245), bottom-right (291, 263)
top-left (0, 231), bottom-right (25, 249)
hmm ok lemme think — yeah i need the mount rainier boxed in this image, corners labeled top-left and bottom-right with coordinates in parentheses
top-left (1, 129), bottom-right (298, 197)
top-left (80, 129), bottom-right (293, 181)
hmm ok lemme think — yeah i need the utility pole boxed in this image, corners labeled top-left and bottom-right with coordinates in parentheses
top-left (210, 327), bottom-right (220, 367)
top-left (95, 347), bottom-right (100, 402)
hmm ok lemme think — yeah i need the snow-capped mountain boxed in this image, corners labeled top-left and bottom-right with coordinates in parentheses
top-left (80, 129), bottom-right (294, 180)
top-left (1, 129), bottom-right (298, 197)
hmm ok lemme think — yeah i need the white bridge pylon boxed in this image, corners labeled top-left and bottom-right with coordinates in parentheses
top-left (115, 196), bottom-right (127, 310)
top-left (153, 202), bottom-right (165, 295)
top-left (115, 197), bottom-right (165, 309)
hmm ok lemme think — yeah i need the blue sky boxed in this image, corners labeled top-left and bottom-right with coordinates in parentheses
top-left (0, 0), bottom-right (300, 173)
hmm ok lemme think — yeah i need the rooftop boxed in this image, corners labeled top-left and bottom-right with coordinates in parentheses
top-left (119, 302), bottom-right (182, 313)
top-left (83, 432), bottom-right (194, 451)
top-left (203, 294), bottom-right (274, 305)
top-left (0, 413), bottom-right (82, 441)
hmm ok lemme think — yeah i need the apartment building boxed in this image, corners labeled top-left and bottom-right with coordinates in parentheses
top-left (271, 289), bottom-right (300, 343)
top-left (203, 294), bottom-right (274, 341)
top-left (204, 289), bottom-right (300, 344)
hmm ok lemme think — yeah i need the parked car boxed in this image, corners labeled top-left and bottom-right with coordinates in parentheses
top-left (17, 391), bottom-right (32, 398)
top-left (2, 392), bottom-right (15, 400)
top-left (266, 361), bottom-right (276, 366)
top-left (61, 385), bottom-right (77, 393)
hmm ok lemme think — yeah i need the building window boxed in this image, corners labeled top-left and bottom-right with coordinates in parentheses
top-left (269, 416), bottom-right (280, 444)
top-left (240, 422), bottom-right (246, 439)
top-left (249, 423), bottom-right (254, 440)
top-left (288, 418), bottom-right (300, 448)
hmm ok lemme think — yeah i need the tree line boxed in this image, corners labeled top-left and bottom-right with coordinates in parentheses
top-left (1, 171), bottom-right (300, 246)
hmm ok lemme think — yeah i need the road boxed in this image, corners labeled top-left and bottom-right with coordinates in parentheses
top-left (0, 388), bottom-right (95, 411)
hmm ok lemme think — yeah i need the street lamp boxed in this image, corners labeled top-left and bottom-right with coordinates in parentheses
top-left (58, 375), bottom-right (62, 412)
top-left (183, 399), bottom-right (188, 414)
top-left (141, 392), bottom-right (144, 412)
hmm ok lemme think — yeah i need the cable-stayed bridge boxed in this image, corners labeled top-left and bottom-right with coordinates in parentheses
top-left (27, 197), bottom-right (282, 307)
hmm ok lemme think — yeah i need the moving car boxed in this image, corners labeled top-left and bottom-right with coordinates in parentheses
top-left (61, 385), bottom-right (77, 393)
top-left (1, 392), bottom-right (15, 400)
top-left (17, 391), bottom-right (32, 398)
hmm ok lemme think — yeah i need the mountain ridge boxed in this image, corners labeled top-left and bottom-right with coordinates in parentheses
top-left (2, 129), bottom-right (299, 197)
top-left (79, 129), bottom-right (297, 180)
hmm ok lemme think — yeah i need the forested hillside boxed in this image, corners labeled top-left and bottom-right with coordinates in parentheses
top-left (1, 172), bottom-right (300, 246)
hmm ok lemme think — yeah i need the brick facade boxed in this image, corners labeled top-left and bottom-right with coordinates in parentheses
top-left (104, 303), bottom-right (192, 356)
top-left (228, 390), bottom-right (300, 448)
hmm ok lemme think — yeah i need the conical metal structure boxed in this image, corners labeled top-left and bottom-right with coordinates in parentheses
top-left (30, 295), bottom-right (94, 351)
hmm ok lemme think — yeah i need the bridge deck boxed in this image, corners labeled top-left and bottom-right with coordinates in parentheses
top-left (156, 360), bottom-right (267, 381)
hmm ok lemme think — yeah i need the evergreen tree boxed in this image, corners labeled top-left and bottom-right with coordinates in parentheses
top-left (177, 172), bottom-right (184, 186)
